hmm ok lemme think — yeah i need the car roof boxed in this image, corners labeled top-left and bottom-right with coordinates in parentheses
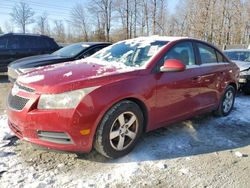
top-left (224, 49), bottom-right (250, 52)
top-left (2, 32), bottom-right (51, 38)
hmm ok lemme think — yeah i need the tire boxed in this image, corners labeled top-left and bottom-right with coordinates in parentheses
top-left (94, 100), bottom-right (144, 158)
top-left (242, 82), bottom-right (250, 95)
top-left (214, 85), bottom-right (236, 117)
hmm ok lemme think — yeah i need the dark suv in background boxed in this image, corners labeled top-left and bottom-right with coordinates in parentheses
top-left (0, 33), bottom-right (59, 73)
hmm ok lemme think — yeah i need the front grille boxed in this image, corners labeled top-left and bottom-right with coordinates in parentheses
top-left (16, 83), bottom-right (35, 93)
top-left (9, 121), bottom-right (23, 138)
top-left (37, 131), bottom-right (73, 144)
top-left (8, 94), bottom-right (29, 111)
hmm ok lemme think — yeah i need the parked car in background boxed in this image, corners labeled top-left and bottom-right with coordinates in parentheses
top-left (8, 42), bottom-right (111, 82)
top-left (224, 49), bottom-right (250, 94)
top-left (0, 33), bottom-right (59, 73)
top-left (7, 36), bottom-right (239, 158)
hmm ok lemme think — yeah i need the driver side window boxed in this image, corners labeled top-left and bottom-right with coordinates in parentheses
top-left (164, 42), bottom-right (195, 66)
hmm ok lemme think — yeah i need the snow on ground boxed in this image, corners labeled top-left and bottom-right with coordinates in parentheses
top-left (0, 96), bottom-right (250, 187)
top-left (0, 115), bottom-right (14, 144)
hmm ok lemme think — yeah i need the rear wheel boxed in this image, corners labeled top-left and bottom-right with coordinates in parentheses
top-left (94, 100), bottom-right (144, 158)
top-left (214, 85), bottom-right (236, 116)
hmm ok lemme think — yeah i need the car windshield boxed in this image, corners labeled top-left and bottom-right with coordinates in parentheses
top-left (92, 39), bottom-right (168, 67)
top-left (225, 51), bottom-right (250, 62)
top-left (53, 43), bottom-right (90, 58)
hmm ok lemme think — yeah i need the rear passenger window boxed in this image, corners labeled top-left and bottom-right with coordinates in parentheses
top-left (26, 37), bottom-right (47, 49)
top-left (7, 36), bottom-right (21, 49)
top-left (32, 37), bottom-right (41, 49)
top-left (7, 36), bottom-right (21, 50)
top-left (0, 37), bottom-right (7, 49)
top-left (164, 42), bottom-right (195, 66)
top-left (197, 43), bottom-right (217, 64)
top-left (20, 36), bottom-right (32, 49)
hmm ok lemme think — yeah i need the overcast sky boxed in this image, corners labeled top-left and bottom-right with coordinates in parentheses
top-left (0, 0), bottom-right (179, 33)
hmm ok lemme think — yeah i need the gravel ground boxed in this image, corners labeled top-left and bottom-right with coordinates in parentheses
top-left (0, 77), bottom-right (249, 188)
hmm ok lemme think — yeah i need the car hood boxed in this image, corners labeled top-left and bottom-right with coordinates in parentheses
top-left (233, 60), bottom-right (250, 71)
top-left (9, 54), bottom-right (71, 69)
top-left (17, 58), bottom-right (142, 93)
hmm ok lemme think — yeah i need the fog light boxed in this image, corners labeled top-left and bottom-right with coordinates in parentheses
top-left (37, 131), bottom-right (73, 144)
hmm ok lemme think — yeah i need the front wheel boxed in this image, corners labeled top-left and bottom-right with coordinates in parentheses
top-left (214, 85), bottom-right (236, 116)
top-left (94, 100), bottom-right (144, 158)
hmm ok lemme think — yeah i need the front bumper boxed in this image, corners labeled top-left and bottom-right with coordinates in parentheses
top-left (7, 86), bottom-right (98, 153)
top-left (8, 110), bottom-right (93, 152)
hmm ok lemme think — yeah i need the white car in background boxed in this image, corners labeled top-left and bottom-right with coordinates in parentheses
top-left (224, 49), bottom-right (250, 94)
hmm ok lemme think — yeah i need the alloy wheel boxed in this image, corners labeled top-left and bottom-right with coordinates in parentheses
top-left (222, 90), bottom-right (234, 113)
top-left (109, 112), bottom-right (138, 151)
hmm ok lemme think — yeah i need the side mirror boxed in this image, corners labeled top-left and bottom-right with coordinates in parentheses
top-left (160, 59), bottom-right (186, 72)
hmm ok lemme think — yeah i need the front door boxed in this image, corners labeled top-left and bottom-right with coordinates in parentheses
top-left (154, 41), bottom-right (201, 127)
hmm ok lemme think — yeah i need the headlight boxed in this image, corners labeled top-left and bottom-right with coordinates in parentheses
top-left (8, 67), bottom-right (19, 79)
top-left (38, 87), bottom-right (98, 109)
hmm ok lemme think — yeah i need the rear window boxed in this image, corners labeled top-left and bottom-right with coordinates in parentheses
top-left (18, 36), bottom-right (58, 49)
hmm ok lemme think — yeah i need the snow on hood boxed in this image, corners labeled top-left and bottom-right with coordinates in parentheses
top-left (233, 60), bottom-right (250, 71)
top-left (17, 58), bottom-right (142, 93)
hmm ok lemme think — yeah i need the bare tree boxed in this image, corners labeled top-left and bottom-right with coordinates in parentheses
top-left (53, 20), bottom-right (66, 43)
top-left (10, 2), bottom-right (35, 33)
top-left (126, 0), bottom-right (129, 39)
top-left (35, 12), bottom-right (49, 35)
top-left (4, 21), bottom-right (14, 33)
top-left (90, 0), bottom-right (113, 42)
top-left (70, 4), bottom-right (89, 41)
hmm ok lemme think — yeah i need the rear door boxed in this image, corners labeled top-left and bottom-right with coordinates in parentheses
top-left (154, 41), bottom-right (202, 126)
top-left (193, 42), bottom-right (227, 109)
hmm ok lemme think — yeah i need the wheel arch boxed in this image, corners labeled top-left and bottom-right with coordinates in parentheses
top-left (123, 97), bottom-right (149, 132)
top-left (93, 97), bottom-right (149, 158)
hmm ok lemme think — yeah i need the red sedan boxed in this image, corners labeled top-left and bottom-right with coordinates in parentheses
top-left (7, 37), bottom-right (239, 158)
